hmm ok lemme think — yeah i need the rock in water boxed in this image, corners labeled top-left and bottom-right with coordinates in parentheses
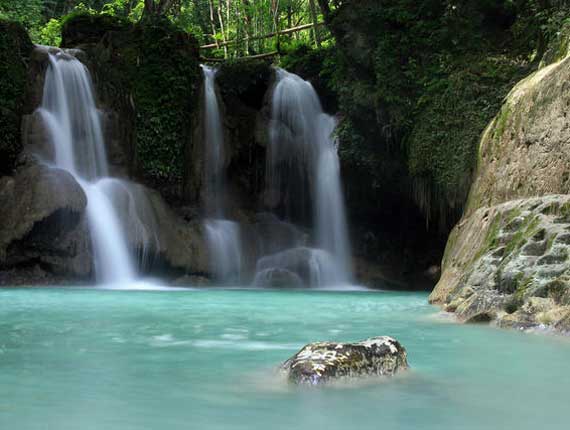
top-left (281, 336), bottom-right (408, 385)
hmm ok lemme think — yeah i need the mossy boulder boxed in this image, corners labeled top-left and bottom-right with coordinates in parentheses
top-left (0, 20), bottom-right (33, 176)
top-left (281, 336), bottom-right (408, 385)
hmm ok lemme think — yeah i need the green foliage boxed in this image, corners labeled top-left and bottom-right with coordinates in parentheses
top-left (0, 0), bottom-right (331, 55)
top-left (0, 20), bottom-right (34, 176)
top-left (0, 0), bottom-right (43, 33)
top-left (71, 13), bottom-right (201, 184)
top-left (37, 18), bottom-right (63, 45)
top-left (321, 0), bottom-right (539, 228)
top-left (407, 55), bottom-right (528, 218)
top-left (131, 20), bottom-right (200, 182)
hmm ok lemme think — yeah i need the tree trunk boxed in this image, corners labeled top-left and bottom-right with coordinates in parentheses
top-left (271, 0), bottom-right (280, 52)
top-left (217, 0), bottom-right (229, 58)
top-left (241, 0), bottom-right (253, 54)
top-left (144, 0), bottom-right (174, 16)
top-left (208, 0), bottom-right (220, 49)
top-left (317, 0), bottom-right (331, 21)
top-left (308, 0), bottom-right (321, 47)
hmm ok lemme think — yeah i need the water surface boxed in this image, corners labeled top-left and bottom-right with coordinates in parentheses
top-left (0, 288), bottom-right (568, 429)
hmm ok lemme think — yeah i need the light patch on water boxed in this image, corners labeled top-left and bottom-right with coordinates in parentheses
top-left (225, 328), bottom-right (249, 333)
top-left (95, 280), bottom-right (193, 291)
top-left (153, 334), bottom-right (174, 342)
top-left (192, 339), bottom-right (300, 351)
top-left (220, 333), bottom-right (247, 341)
top-left (315, 283), bottom-right (372, 292)
top-left (147, 334), bottom-right (299, 351)
top-left (422, 310), bottom-right (459, 324)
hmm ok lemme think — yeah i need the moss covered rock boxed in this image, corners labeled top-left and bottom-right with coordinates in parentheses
top-left (197, 59), bottom-right (273, 211)
top-left (281, 336), bottom-right (408, 385)
top-left (0, 20), bottom-right (33, 176)
top-left (431, 194), bottom-right (570, 333)
top-left (61, 14), bottom-right (201, 201)
top-left (61, 13), bottom-right (129, 48)
top-left (465, 56), bottom-right (570, 214)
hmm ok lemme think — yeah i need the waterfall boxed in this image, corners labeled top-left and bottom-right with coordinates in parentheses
top-left (37, 49), bottom-right (139, 285)
top-left (201, 65), bottom-right (242, 283)
top-left (256, 68), bottom-right (352, 286)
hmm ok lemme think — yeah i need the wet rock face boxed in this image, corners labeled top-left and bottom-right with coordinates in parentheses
top-left (465, 57), bottom-right (570, 215)
top-left (281, 336), bottom-right (408, 385)
top-left (0, 161), bottom-right (92, 281)
top-left (187, 59), bottom-right (273, 210)
top-left (433, 196), bottom-right (570, 332)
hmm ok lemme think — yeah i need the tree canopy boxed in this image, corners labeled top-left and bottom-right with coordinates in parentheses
top-left (0, 0), bottom-right (334, 55)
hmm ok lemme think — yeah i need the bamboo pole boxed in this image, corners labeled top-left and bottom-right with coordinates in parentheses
top-left (200, 22), bottom-right (325, 49)
top-left (200, 51), bottom-right (279, 62)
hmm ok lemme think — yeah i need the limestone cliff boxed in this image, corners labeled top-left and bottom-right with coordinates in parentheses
top-left (431, 55), bottom-right (570, 333)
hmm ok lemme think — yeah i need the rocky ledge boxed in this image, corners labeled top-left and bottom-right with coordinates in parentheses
top-left (281, 336), bottom-right (408, 385)
top-left (431, 195), bottom-right (570, 333)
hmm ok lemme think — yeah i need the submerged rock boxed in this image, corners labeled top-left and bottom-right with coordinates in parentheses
top-left (255, 247), bottom-right (340, 287)
top-left (281, 336), bottom-right (408, 385)
top-left (172, 274), bottom-right (211, 287)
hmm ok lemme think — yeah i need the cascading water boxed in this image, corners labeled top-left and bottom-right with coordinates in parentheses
top-left (37, 48), bottom-right (144, 285)
top-left (202, 65), bottom-right (226, 216)
top-left (39, 50), bottom-right (108, 180)
top-left (201, 65), bottom-right (242, 283)
top-left (256, 68), bottom-right (353, 286)
top-left (314, 113), bottom-right (352, 282)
